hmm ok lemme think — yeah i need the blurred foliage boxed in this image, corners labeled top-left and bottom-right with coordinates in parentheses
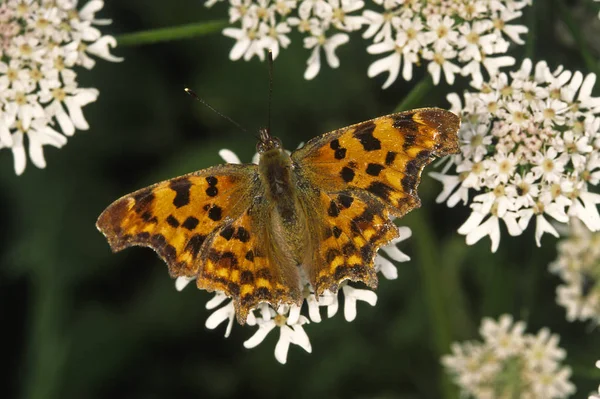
top-left (3, 0), bottom-right (600, 398)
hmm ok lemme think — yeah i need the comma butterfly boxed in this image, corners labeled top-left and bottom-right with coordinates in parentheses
top-left (97, 108), bottom-right (460, 323)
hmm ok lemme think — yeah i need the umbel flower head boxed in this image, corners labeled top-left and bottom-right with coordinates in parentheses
top-left (175, 147), bottom-right (412, 364)
top-left (207, 0), bottom-right (529, 87)
top-left (431, 58), bottom-right (600, 252)
top-left (442, 314), bottom-right (576, 399)
top-left (0, 0), bottom-right (122, 175)
top-left (549, 219), bottom-right (600, 324)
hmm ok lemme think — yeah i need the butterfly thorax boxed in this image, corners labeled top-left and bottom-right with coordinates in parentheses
top-left (258, 147), bottom-right (298, 222)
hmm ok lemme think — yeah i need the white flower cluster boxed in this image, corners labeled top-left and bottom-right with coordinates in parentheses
top-left (0, 0), bottom-right (121, 175)
top-left (431, 59), bottom-right (600, 252)
top-left (207, 0), bottom-right (529, 87)
top-left (443, 314), bottom-right (576, 399)
top-left (175, 147), bottom-right (411, 364)
top-left (549, 219), bottom-right (600, 324)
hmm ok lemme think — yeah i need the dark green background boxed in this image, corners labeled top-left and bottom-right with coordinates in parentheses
top-left (3, 1), bottom-right (600, 398)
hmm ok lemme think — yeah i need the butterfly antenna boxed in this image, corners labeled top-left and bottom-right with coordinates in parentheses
top-left (184, 87), bottom-right (248, 134)
top-left (267, 49), bottom-right (274, 137)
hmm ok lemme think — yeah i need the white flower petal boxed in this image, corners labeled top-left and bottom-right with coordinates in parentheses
top-left (219, 149), bottom-right (242, 164)
top-left (175, 276), bottom-right (195, 291)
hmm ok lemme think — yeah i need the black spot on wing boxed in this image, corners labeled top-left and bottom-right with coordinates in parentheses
top-left (182, 216), bottom-right (199, 230)
top-left (241, 271), bottom-right (254, 284)
top-left (133, 188), bottom-right (154, 214)
top-left (328, 200), bottom-right (340, 217)
top-left (331, 139), bottom-right (347, 159)
top-left (206, 186), bottom-right (218, 197)
top-left (220, 225), bottom-right (235, 240)
top-left (366, 163), bottom-right (384, 176)
top-left (385, 151), bottom-right (397, 166)
top-left (337, 193), bottom-right (354, 208)
top-left (206, 176), bottom-right (218, 186)
top-left (208, 205), bottom-right (222, 221)
top-left (185, 234), bottom-right (206, 256)
top-left (392, 112), bottom-right (419, 133)
top-left (332, 226), bottom-right (342, 238)
top-left (352, 121), bottom-right (380, 151)
top-left (166, 215), bottom-right (180, 227)
top-left (367, 181), bottom-right (393, 201)
top-left (340, 166), bottom-right (355, 182)
top-left (256, 269), bottom-right (272, 280)
top-left (235, 227), bottom-right (250, 242)
top-left (326, 248), bottom-right (341, 263)
top-left (141, 211), bottom-right (157, 223)
top-left (170, 178), bottom-right (192, 208)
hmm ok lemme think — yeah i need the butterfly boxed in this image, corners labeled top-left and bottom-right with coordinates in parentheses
top-left (97, 108), bottom-right (460, 324)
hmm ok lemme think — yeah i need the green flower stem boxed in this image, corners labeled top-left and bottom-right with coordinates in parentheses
top-left (556, 0), bottom-right (600, 77)
top-left (116, 20), bottom-right (227, 47)
top-left (409, 210), bottom-right (458, 399)
top-left (524, 0), bottom-right (536, 60)
top-left (23, 273), bottom-right (68, 399)
top-left (393, 75), bottom-right (434, 113)
top-left (395, 75), bottom-right (457, 399)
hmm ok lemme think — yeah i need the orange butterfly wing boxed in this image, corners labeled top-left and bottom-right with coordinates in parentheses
top-left (292, 108), bottom-right (460, 294)
top-left (96, 164), bottom-right (300, 323)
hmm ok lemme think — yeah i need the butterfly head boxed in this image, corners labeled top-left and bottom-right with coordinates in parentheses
top-left (256, 127), bottom-right (283, 154)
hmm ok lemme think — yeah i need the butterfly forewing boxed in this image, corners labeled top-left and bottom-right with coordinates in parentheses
top-left (293, 108), bottom-right (460, 216)
top-left (97, 164), bottom-right (255, 277)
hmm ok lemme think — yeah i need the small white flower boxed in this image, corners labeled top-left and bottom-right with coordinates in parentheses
top-left (223, 20), bottom-right (266, 61)
top-left (531, 147), bottom-right (569, 183)
top-left (205, 293), bottom-right (236, 338)
top-left (243, 305), bottom-right (311, 364)
top-left (422, 47), bottom-right (461, 85)
top-left (367, 36), bottom-right (417, 88)
top-left (341, 284), bottom-right (377, 322)
top-left (375, 226), bottom-right (411, 279)
top-left (10, 118), bottom-right (67, 175)
top-left (303, 32), bottom-right (349, 80)
top-left (41, 84), bottom-right (99, 136)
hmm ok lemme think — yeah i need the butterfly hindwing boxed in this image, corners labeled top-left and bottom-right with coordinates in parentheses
top-left (306, 190), bottom-right (399, 295)
top-left (199, 208), bottom-right (302, 323)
